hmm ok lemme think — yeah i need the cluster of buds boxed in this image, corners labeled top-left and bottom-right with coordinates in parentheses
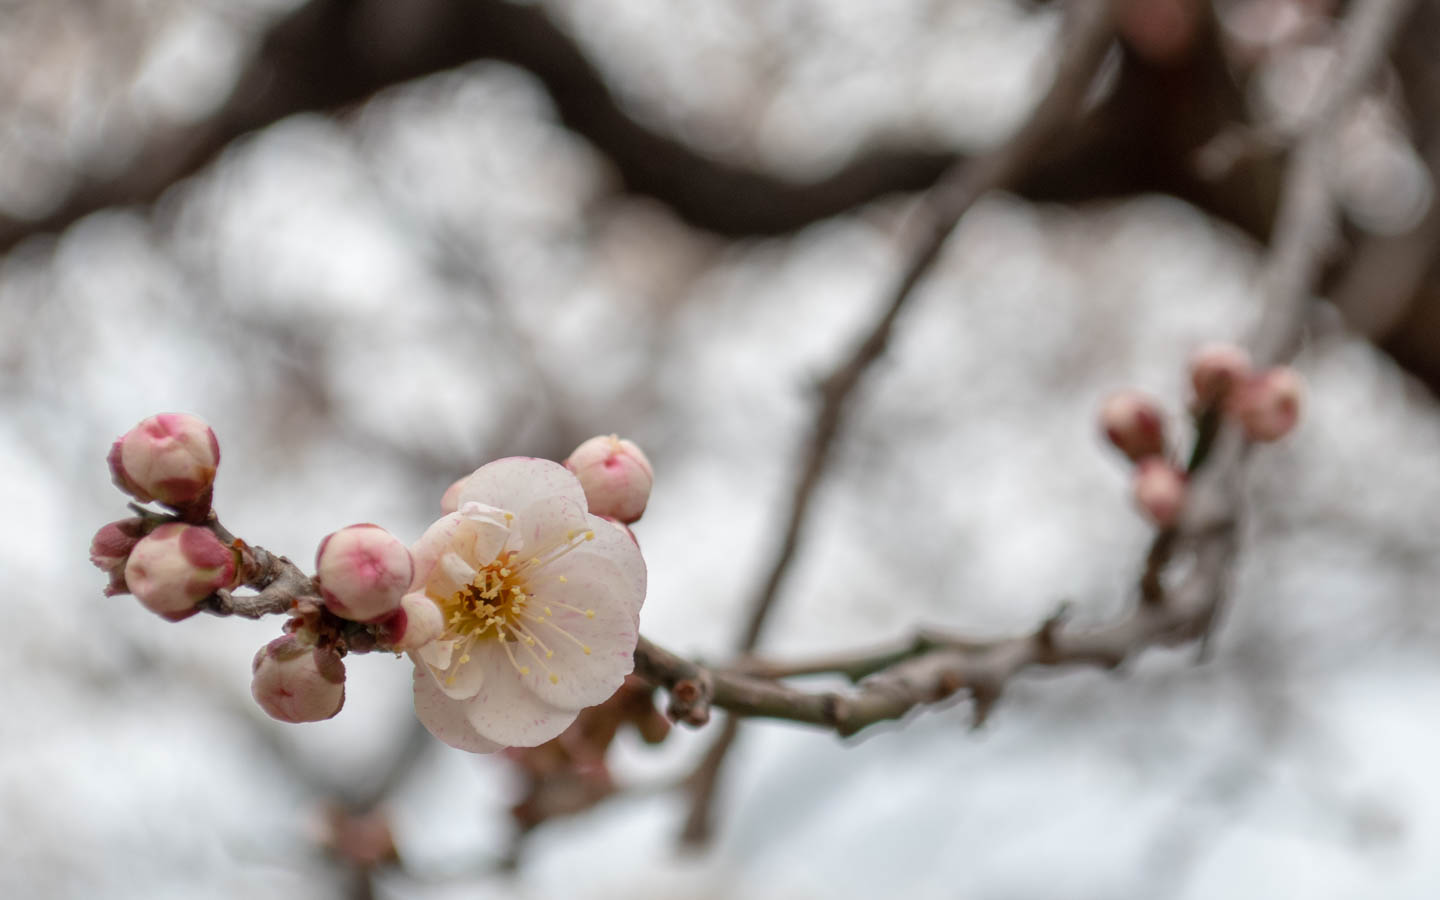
top-left (91, 414), bottom-right (240, 620)
top-left (1101, 343), bottom-right (1304, 526)
top-left (92, 415), bottom-right (659, 749)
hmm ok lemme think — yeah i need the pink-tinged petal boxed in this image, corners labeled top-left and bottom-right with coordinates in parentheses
top-left (540, 512), bottom-right (646, 616)
top-left (427, 552), bottom-right (477, 601)
top-left (386, 592), bottom-right (445, 651)
top-left (410, 507), bottom-right (509, 589)
top-left (456, 458), bottom-right (587, 520)
top-left (413, 667), bottom-right (504, 753)
top-left (462, 645), bottom-right (579, 747)
top-left (426, 646), bottom-right (487, 700)
top-left (539, 554), bottom-right (640, 622)
top-left (515, 574), bottom-right (636, 709)
top-left (511, 495), bottom-right (591, 561)
top-left (418, 639), bottom-right (455, 672)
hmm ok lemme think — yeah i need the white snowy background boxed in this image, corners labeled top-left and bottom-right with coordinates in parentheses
top-left (2, 0), bottom-right (1439, 897)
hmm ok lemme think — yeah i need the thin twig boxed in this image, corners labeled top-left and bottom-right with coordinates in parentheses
top-left (1177, 0), bottom-right (1418, 654)
top-left (680, 0), bottom-right (1120, 845)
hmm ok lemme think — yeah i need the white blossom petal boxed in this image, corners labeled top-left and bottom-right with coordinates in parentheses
top-left (413, 667), bottom-right (504, 753)
top-left (542, 514), bottom-right (646, 616)
top-left (427, 644), bottom-right (487, 700)
top-left (426, 552), bottom-right (476, 600)
top-left (456, 457), bottom-right (588, 519)
top-left (513, 574), bottom-right (637, 708)
top-left (410, 508), bottom-right (510, 589)
top-left (463, 644), bottom-right (579, 747)
top-left (512, 494), bottom-right (591, 561)
top-left (417, 639), bottom-right (454, 671)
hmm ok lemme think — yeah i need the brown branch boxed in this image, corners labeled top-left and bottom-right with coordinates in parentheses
top-left (680, 0), bottom-right (1120, 846)
top-left (634, 536), bottom-right (1237, 735)
top-left (0, 0), bottom-right (955, 255)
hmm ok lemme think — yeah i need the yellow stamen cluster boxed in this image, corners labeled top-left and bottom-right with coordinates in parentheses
top-left (436, 529), bottom-right (601, 687)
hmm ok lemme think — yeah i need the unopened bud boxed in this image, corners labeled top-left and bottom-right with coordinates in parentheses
top-left (1189, 342), bottom-right (1252, 411)
top-left (1132, 459), bottom-right (1187, 527)
top-left (378, 591), bottom-right (446, 651)
top-left (315, 524), bottom-right (414, 622)
top-left (108, 413), bottom-right (219, 510)
top-left (89, 517), bottom-right (146, 596)
top-left (1100, 391), bottom-right (1167, 463)
top-left (1232, 367), bottom-right (1303, 442)
top-left (564, 435), bottom-right (653, 524)
top-left (123, 523), bottom-right (237, 620)
top-left (251, 635), bottom-right (346, 723)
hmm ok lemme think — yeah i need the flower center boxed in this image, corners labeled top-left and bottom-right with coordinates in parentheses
top-left (437, 529), bottom-right (600, 686)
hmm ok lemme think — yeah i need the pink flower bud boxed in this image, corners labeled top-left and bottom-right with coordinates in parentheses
top-left (378, 591), bottom-right (446, 651)
top-left (1100, 391), bottom-right (1167, 463)
top-left (251, 635), bottom-right (346, 723)
top-left (123, 523), bottom-right (238, 620)
top-left (1189, 342), bottom-right (1252, 411)
top-left (564, 435), bottom-right (654, 524)
top-left (315, 524), bottom-right (414, 622)
top-left (1232, 367), bottom-right (1304, 442)
top-left (89, 517), bottom-right (146, 596)
top-left (440, 476), bottom-right (466, 515)
top-left (1132, 458), bottom-right (1187, 527)
top-left (109, 413), bottom-right (220, 509)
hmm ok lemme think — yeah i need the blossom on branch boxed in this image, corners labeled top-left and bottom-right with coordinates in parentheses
top-left (564, 434), bottom-right (653, 524)
top-left (251, 634), bottom-right (346, 723)
top-left (89, 517), bottom-right (145, 597)
top-left (1232, 367), bottom-right (1304, 442)
top-left (1100, 390), bottom-right (1167, 463)
top-left (1132, 458), bottom-right (1187, 527)
top-left (108, 413), bottom-right (219, 512)
top-left (123, 522), bottom-right (238, 620)
top-left (406, 458), bottom-right (646, 752)
top-left (315, 524), bottom-right (414, 622)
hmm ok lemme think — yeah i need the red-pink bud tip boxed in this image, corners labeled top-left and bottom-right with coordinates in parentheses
top-left (109, 413), bottom-right (220, 510)
top-left (251, 635), bottom-right (346, 723)
top-left (122, 523), bottom-right (237, 620)
top-left (1189, 342), bottom-right (1252, 412)
top-left (314, 524), bottom-right (414, 623)
top-left (564, 435), bottom-right (654, 524)
top-left (1231, 367), bottom-right (1303, 442)
top-left (1100, 391), bottom-right (1167, 463)
top-left (1132, 459), bottom-right (1187, 527)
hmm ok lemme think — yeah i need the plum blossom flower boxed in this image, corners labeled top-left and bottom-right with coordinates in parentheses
top-left (407, 457), bottom-right (646, 752)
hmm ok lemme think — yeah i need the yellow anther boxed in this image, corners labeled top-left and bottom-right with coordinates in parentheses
top-left (459, 654), bottom-right (470, 664)
top-left (558, 576), bottom-right (568, 584)
top-left (520, 666), bottom-right (530, 675)
top-left (549, 674), bottom-right (559, 684)
top-left (585, 609), bottom-right (595, 619)
top-left (584, 531), bottom-right (595, 541)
